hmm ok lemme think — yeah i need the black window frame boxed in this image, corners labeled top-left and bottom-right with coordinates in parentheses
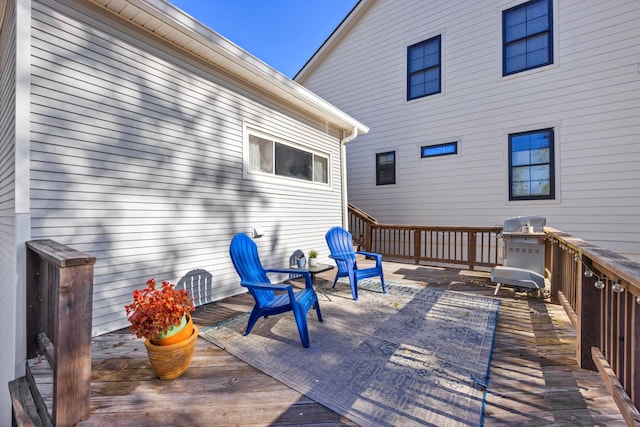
top-left (421, 142), bottom-right (458, 158)
top-left (407, 35), bottom-right (442, 101)
top-left (376, 151), bottom-right (396, 186)
top-left (502, 0), bottom-right (553, 76)
top-left (508, 128), bottom-right (555, 201)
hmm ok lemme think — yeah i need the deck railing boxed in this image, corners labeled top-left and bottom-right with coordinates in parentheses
top-left (545, 228), bottom-right (640, 425)
top-left (349, 203), bottom-right (502, 270)
top-left (24, 240), bottom-right (96, 426)
top-left (348, 204), bottom-right (640, 423)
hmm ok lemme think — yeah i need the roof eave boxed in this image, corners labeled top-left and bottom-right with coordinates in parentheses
top-left (294, 0), bottom-right (374, 83)
top-left (87, 0), bottom-right (368, 136)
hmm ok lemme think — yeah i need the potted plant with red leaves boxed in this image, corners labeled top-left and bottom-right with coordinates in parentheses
top-left (125, 278), bottom-right (198, 379)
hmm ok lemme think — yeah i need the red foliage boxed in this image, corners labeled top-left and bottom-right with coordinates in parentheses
top-left (125, 278), bottom-right (195, 339)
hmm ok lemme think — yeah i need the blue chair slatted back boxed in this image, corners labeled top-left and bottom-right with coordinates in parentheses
top-left (325, 226), bottom-right (386, 300)
top-left (229, 233), bottom-right (323, 347)
top-left (325, 226), bottom-right (357, 274)
top-left (229, 234), bottom-right (273, 305)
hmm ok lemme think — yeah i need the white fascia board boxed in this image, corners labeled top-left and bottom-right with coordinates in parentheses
top-left (295, 0), bottom-right (373, 83)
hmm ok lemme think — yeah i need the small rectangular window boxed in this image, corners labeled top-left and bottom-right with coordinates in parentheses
top-left (248, 133), bottom-right (328, 184)
top-left (509, 128), bottom-right (555, 200)
top-left (421, 142), bottom-right (457, 158)
top-left (407, 35), bottom-right (441, 100)
top-left (503, 0), bottom-right (553, 76)
top-left (376, 151), bottom-right (396, 185)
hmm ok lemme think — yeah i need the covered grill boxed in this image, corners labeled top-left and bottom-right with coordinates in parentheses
top-left (491, 216), bottom-right (548, 296)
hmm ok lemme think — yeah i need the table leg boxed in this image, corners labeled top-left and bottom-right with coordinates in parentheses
top-left (311, 272), bottom-right (331, 301)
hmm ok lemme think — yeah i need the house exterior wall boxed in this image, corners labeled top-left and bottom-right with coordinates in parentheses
top-left (297, 0), bottom-right (640, 261)
top-left (0, 0), bottom-right (32, 419)
top-left (0, 0), bottom-right (17, 420)
top-left (27, 0), bottom-right (345, 336)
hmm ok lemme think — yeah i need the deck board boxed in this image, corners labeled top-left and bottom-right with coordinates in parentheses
top-left (72, 260), bottom-right (625, 426)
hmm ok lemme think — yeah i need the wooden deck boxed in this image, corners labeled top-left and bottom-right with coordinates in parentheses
top-left (76, 260), bottom-right (627, 426)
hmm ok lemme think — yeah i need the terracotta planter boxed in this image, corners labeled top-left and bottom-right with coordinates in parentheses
top-left (144, 325), bottom-right (199, 380)
top-left (151, 314), bottom-right (193, 346)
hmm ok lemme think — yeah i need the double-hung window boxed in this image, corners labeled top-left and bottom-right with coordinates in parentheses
top-left (376, 151), bottom-right (396, 185)
top-left (509, 128), bottom-right (554, 200)
top-left (503, 0), bottom-right (553, 76)
top-left (248, 133), bottom-right (329, 184)
top-left (407, 35), bottom-right (441, 100)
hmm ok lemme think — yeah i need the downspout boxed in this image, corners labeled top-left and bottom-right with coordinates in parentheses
top-left (340, 127), bottom-right (359, 230)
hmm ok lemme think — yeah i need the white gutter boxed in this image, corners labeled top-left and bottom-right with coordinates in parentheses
top-left (340, 127), bottom-right (359, 230)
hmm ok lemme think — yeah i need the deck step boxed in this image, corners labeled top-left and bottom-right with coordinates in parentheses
top-left (8, 376), bottom-right (46, 427)
top-left (25, 356), bottom-right (54, 427)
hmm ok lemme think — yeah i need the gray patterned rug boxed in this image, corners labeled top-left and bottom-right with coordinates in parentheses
top-left (200, 280), bottom-right (500, 426)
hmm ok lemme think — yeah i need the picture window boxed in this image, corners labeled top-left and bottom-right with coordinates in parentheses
top-left (248, 133), bottom-right (329, 184)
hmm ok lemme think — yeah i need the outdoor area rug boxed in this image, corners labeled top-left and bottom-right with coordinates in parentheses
top-left (200, 280), bottom-right (500, 426)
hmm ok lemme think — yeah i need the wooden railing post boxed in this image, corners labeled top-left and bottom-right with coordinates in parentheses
top-left (414, 230), bottom-right (421, 265)
top-left (578, 261), bottom-right (599, 371)
top-left (550, 240), bottom-right (562, 305)
top-left (26, 240), bottom-right (96, 427)
top-left (468, 232), bottom-right (477, 270)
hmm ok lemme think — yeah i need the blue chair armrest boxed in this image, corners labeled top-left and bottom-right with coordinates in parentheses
top-left (356, 251), bottom-right (381, 260)
top-left (356, 251), bottom-right (383, 269)
top-left (265, 268), bottom-right (311, 279)
top-left (265, 268), bottom-right (313, 289)
top-left (241, 281), bottom-right (293, 292)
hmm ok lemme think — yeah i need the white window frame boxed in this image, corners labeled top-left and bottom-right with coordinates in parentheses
top-left (243, 126), bottom-right (331, 187)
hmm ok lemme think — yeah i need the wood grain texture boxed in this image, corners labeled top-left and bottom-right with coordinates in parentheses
top-left (42, 260), bottom-right (625, 426)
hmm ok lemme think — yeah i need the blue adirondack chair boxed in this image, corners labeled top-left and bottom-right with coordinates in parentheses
top-left (325, 226), bottom-right (386, 300)
top-left (228, 233), bottom-right (323, 348)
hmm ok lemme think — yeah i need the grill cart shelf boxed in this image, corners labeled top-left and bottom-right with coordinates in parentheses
top-left (491, 216), bottom-right (549, 296)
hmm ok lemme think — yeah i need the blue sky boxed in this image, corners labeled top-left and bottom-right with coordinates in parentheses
top-left (167, 0), bottom-right (359, 78)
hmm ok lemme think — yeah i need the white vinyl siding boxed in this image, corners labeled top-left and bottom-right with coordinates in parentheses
top-left (0, 0), bottom-right (18, 419)
top-left (0, 0), bottom-right (17, 331)
top-left (30, 0), bottom-right (344, 335)
top-left (298, 0), bottom-right (640, 261)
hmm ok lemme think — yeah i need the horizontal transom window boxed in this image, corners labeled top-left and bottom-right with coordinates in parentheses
top-left (421, 142), bottom-right (457, 158)
top-left (248, 133), bottom-right (329, 184)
